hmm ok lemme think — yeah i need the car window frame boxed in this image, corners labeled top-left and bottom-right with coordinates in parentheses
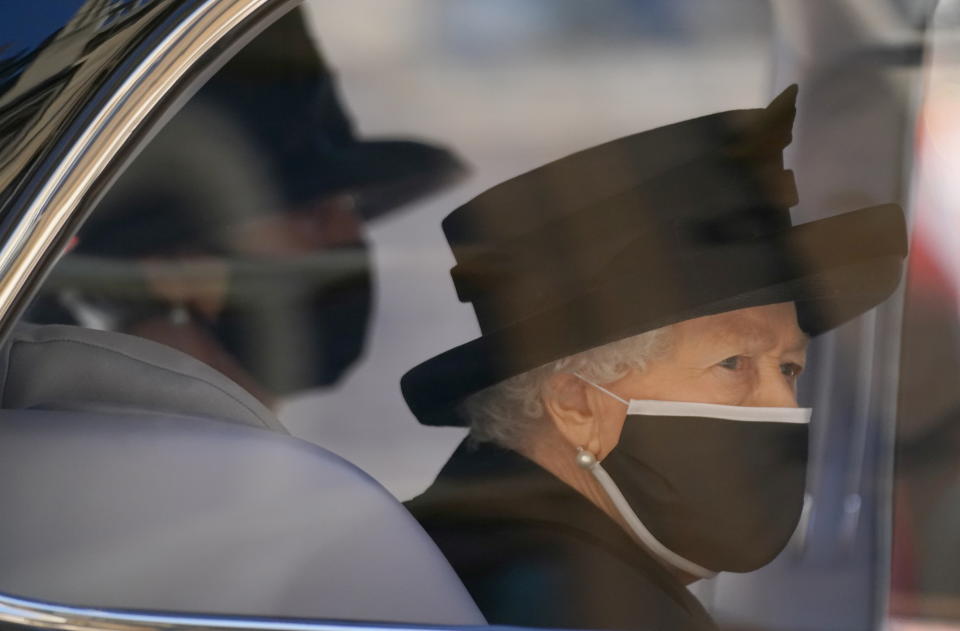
top-left (0, 0), bottom-right (296, 345)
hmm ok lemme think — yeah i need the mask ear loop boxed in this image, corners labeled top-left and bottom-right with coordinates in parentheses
top-left (572, 372), bottom-right (629, 406)
top-left (571, 373), bottom-right (717, 580)
top-left (582, 456), bottom-right (717, 580)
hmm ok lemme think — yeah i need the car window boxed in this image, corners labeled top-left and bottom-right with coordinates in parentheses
top-left (5, 1), bottom-right (958, 630)
top-left (890, 2), bottom-right (960, 628)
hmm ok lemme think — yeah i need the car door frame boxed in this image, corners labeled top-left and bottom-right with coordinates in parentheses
top-left (0, 2), bottom-right (422, 630)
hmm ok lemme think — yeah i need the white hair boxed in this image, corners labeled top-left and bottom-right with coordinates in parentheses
top-left (459, 326), bottom-right (673, 451)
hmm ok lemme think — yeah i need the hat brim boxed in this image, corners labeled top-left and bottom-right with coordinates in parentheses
top-left (287, 140), bottom-right (467, 221)
top-left (401, 203), bottom-right (907, 427)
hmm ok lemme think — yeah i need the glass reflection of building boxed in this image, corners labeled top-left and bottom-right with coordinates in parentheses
top-left (0, 0), bottom-right (161, 194)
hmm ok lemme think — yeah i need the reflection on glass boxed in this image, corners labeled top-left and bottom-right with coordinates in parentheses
top-left (29, 7), bottom-right (465, 406)
top-left (891, 2), bottom-right (960, 625)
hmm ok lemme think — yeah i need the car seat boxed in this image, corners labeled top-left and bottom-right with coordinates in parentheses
top-left (0, 323), bottom-right (484, 624)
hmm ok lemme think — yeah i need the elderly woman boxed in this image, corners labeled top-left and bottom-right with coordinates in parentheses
top-left (402, 86), bottom-right (908, 631)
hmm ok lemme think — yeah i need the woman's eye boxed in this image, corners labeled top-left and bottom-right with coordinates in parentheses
top-left (781, 362), bottom-right (804, 378)
top-left (718, 356), bottom-right (743, 370)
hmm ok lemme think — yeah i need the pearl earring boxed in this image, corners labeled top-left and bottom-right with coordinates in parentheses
top-left (575, 447), bottom-right (597, 469)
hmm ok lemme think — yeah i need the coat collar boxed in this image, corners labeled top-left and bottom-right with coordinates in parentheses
top-left (409, 438), bottom-right (705, 613)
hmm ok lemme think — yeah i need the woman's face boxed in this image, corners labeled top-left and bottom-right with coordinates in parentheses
top-left (592, 301), bottom-right (809, 457)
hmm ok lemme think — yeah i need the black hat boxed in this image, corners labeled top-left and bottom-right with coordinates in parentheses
top-left (78, 8), bottom-right (466, 254)
top-left (401, 85), bottom-right (908, 427)
top-left (203, 8), bottom-right (466, 221)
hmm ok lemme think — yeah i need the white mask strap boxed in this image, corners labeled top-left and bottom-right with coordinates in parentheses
top-left (575, 373), bottom-right (812, 424)
top-left (588, 461), bottom-right (717, 579)
top-left (573, 374), bottom-right (715, 577)
top-left (573, 372), bottom-right (628, 406)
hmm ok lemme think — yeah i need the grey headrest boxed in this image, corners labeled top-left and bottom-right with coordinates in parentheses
top-left (0, 323), bottom-right (285, 432)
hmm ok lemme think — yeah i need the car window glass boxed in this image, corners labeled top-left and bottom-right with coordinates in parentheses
top-left (9, 1), bottom-right (957, 630)
top-left (890, 2), bottom-right (960, 626)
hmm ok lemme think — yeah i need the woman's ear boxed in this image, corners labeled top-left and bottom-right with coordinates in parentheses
top-left (542, 373), bottom-right (615, 457)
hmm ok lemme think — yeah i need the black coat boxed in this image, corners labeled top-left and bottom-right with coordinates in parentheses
top-left (406, 440), bottom-right (718, 631)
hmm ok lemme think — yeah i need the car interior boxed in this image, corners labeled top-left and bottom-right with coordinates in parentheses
top-left (2, 1), bottom-right (959, 631)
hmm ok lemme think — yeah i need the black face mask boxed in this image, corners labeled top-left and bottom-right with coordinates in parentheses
top-left (210, 243), bottom-right (373, 395)
top-left (33, 244), bottom-right (373, 398)
top-left (577, 377), bottom-right (809, 577)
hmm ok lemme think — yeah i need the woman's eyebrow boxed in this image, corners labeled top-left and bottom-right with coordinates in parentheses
top-left (786, 332), bottom-right (811, 354)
